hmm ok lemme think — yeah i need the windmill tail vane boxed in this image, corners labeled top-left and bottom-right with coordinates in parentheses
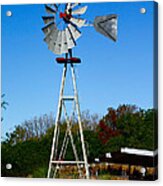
top-left (94, 14), bottom-right (118, 42)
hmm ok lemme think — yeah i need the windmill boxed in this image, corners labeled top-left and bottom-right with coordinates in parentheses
top-left (42, 3), bottom-right (118, 179)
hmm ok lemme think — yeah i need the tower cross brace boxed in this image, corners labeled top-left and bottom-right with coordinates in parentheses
top-left (47, 61), bottom-right (90, 179)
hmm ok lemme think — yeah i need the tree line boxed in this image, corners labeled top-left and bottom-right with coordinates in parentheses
top-left (1, 104), bottom-right (157, 177)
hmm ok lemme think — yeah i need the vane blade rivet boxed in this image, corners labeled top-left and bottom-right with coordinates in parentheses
top-left (6, 163), bottom-right (12, 170)
top-left (140, 8), bottom-right (146, 14)
top-left (6, 10), bottom-right (12, 17)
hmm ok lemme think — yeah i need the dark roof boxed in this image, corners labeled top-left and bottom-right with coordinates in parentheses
top-left (98, 152), bottom-right (158, 167)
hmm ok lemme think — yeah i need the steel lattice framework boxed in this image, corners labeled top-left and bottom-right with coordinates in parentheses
top-left (47, 63), bottom-right (89, 178)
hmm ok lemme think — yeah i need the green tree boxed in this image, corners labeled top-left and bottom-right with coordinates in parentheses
top-left (97, 104), bottom-right (157, 152)
top-left (1, 94), bottom-right (9, 121)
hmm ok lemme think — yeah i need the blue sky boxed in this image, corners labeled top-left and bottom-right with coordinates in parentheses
top-left (1, 1), bottom-right (156, 136)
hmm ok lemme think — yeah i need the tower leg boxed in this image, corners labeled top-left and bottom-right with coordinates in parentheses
top-left (65, 49), bottom-right (72, 59)
top-left (47, 64), bottom-right (67, 178)
top-left (70, 64), bottom-right (90, 179)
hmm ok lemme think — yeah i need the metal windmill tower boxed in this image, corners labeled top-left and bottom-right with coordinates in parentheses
top-left (42, 3), bottom-right (118, 179)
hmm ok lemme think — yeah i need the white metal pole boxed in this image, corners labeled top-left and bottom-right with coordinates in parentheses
top-left (70, 64), bottom-right (90, 179)
top-left (62, 102), bottom-right (82, 177)
top-left (47, 64), bottom-right (67, 178)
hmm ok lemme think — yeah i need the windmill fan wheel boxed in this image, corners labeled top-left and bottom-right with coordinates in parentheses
top-left (42, 3), bottom-right (88, 56)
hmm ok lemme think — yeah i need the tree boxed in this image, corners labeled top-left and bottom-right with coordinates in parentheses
top-left (97, 104), bottom-right (157, 152)
top-left (81, 110), bottom-right (99, 130)
top-left (1, 94), bottom-right (9, 121)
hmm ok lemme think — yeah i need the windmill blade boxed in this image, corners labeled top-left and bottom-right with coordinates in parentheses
top-left (44, 28), bottom-right (58, 44)
top-left (44, 31), bottom-right (53, 44)
top-left (42, 22), bottom-right (56, 35)
top-left (45, 5), bottom-right (56, 14)
top-left (93, 14), bottom-right (118, 42)
top-left (65, 27), bottom-right (76, 49)
top-left (48, 30), bottom-right (59, 52)
top-left (48, 30), bottom-right (61, 54)
top-left (42, 16), bottom-right (55, 25)
top-left (52, 31), bottom-right (63, 54)
top-left (60, 31), bottom-right (69, 54)
top-left (48, 29), bottom-right (59, 46)
top-left (53, 4), bottom-right (59, 11)
top-left (53, 31), bottom-right (62, 54)
top-left (65, 3), bottom-right (72, 13)
top-left (71, 6), bottom-right (88, 15)
top-left (67, 24), bottom-right (81, 41)
top-left (71, 3), bottom-right (80, 9)
top-left (70, 17), bottom-right (86, 28)
top-left (50, 31), bottom-right (69, 54)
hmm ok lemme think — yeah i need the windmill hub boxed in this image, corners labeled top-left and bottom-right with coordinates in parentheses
top-left (59, 12), bottom-right (72, 22)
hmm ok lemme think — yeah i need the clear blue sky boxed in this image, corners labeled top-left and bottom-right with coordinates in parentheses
top-left (1, 1), bottom-right (155, 136)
